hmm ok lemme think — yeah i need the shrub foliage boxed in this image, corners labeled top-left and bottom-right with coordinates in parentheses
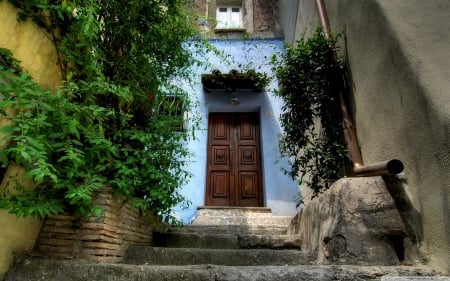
top-left (272, 28), bottom-right (349, 196)
top-left (0, 0), bottom-right (203, 223)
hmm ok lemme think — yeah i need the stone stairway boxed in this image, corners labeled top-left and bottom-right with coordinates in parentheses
top-left (125, 207), bottom-right (313, 267)
top-left (3, 207), bottom-right (445, 281)
top-left (152, 207), bottom-right (303, 250)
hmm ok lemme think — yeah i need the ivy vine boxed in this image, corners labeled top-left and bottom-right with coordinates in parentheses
top-left (272, 28), bottom-right (349, 196)
top-left (0, 0), bottom-right (205, 224)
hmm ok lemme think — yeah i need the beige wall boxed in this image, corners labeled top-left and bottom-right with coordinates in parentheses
top-left (0, 1), bottom-right (61, 278)
top-left (0, 165), bottom-right (42, 279)
top-left (281, 0), bottom-right (450, 274)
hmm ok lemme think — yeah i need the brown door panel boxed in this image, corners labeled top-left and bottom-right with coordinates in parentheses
top-left (206, 113), bottom-right (263, 207)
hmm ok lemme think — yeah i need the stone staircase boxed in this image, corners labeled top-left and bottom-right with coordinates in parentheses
top-left (152, 207), bottom-right (303, 250)
top-left (3, 207), bottom-right (446, 281)
top-left (126, 207), bottom-right (313, 267)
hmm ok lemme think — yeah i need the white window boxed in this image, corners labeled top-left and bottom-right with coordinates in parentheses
top-left (216, 7), bottom-right (243, 29)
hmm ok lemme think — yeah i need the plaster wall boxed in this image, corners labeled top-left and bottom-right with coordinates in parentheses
top-left (280, 0), bottom-right (450, 273)
top-left (0, 2), bottom-right (62, 279)
top-left (0, 2), bottom-right (61, 89)
top-left (174, 39), bottom-right (299, 223)
top-left (278, 0), bottom-right (299, 44)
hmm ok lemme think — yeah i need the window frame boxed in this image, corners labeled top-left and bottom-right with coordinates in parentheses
top-left (215, 6), bottom-right (244, 29)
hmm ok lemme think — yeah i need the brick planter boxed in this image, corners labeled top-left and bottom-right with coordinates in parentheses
top-left (33, 187), bottom-right (153, 262)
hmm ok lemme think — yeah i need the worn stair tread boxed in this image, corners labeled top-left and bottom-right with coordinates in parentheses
top-left (192, 215), bottom-right (293, 226)
top-left (123, 246), bottom-right (314, 266)
top-left (5, 257), bottom-right (440, 281)
top-left (153, 231), bottom-right (302, 249)
top-left (165, 224), bottom-right (289, 235)
top-left (382, 277), bottom-right (450, 281)
top-left (192, 207), bottom-right (294, 226)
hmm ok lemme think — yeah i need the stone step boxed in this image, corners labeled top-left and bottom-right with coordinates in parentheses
top-left (192, 207), bottom-right (293, 227)
top-left (5, 257), bottom-right (441, 281)
top-left (123, 246), bottom-right (314, 266)
top-left (153, 231), bottom-right (302, 249)
top-left (167, 224), bottom-right (289, 235)
top-left (382, 277), bottom-right (450, 281)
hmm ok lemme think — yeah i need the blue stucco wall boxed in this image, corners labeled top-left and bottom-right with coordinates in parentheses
top-left (174, 39), bottom-right (299, 223)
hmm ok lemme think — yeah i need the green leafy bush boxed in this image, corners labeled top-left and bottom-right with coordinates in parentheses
top-left (272, 28), bottom-right (349, 196)
top-left (0, 0), bottom-right (204, 223)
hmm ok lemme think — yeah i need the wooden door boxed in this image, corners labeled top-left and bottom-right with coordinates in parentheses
top-left (205, 113), bottom-right (263, 207)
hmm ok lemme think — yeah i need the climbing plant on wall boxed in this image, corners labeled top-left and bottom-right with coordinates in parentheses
top-left (0, 0), bottom-right (205, 223)
top-left (272, 28), bottom-right (349, 196)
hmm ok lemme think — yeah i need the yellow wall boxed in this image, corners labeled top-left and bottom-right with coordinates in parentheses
top-left (0, 1), bottom-right (62, 278)
top-left (0, 165), bottom-right (42, 279)
top-left (0, 2), bottom-right (61, 88)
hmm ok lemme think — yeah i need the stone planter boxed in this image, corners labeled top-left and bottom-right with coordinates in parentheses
top-left (33, 187), bottom-right (153, 262)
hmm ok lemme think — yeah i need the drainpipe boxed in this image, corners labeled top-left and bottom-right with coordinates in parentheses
top-left (314, 0), bottom-right (404, 176)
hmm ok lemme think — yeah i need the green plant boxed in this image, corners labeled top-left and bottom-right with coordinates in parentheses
top-left (272, 28), bottom-right (349, 196)
top-left (0, 0), bottom-right (205, 224)
top-left (201, 69), bottom-right (269, 92)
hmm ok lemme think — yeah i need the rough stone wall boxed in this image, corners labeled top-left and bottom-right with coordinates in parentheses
top-left (253, 0), bottom-right (273, 30)
top-left (280, 0), bottom-right (450, 274)
top-left (251, 0), bottom-right (283, 38)
top-left (0, 2), bottom-right (62, 279)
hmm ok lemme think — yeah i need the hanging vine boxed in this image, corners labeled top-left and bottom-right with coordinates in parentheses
top-left (272, 28), bottom-right (349, 196)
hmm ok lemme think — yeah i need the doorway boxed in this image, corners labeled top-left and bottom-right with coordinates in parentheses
top-left (205, 112), bottom-right (264, 207)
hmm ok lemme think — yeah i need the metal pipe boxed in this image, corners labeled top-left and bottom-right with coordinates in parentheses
top-left (313, 0), bottom-right (404, 176)
top-left (353, 159), bottom-right (404, 177)
top-left (339, 85), bottom-right (364, 168)
top-left (314, 0), bottom-right (331, 38)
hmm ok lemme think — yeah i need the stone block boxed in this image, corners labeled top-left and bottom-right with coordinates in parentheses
top-left (295, 177), bottom-right (411, 265)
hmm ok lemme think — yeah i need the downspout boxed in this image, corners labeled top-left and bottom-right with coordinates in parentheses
top-left (314, 0), bottom-right (404, 177)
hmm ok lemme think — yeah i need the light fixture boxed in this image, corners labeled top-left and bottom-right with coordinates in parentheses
top-left (230, 96), bottom-right (240, 105)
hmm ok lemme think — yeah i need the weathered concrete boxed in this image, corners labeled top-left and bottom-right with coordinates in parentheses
top-left (193, 207), bottom-right (293, 228)
top-left (5, 207), bottom-right (444, 281)
top-left (154, 231), bottom-right (301, 249)
top-left (167, 224), bottom-right (288, 235)
top-left (154, 213), bottom-right (301, 249)
top-left (154, 231), bottom-right (241, 249)
top-left (279, 0), bottom-right (450, 273)
top-left (291, 177), bottom-right (415, 266)
top-left (123, 246), bottom-right (314, 266)
top-left (4, 258), bottom-right (439, 281)
top-left (237, 234), bottom-right (301, 249)
top-left (382, 277), bottom-right (450, 281)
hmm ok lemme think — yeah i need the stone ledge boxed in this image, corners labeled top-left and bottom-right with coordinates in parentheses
top-left (381, 277), bottom-right (450, 281)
